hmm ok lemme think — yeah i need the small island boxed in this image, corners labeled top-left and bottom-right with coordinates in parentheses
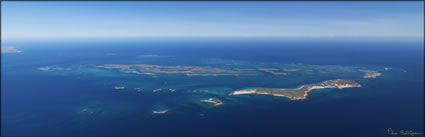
top-left (39, 67), bottom-right (50, 71)
top-left (359, 69), bottom-right (382, 78)
top-left (153, 88), bottom-right (162, 92)
top-left (362, 71), bottom-right (382, 78)
top-left (200, 98), bottom-right (223, 106)
top-left (229, 79), bottom-right (361, 100)
top-left (257, 68), bottom-right (288, 75)
top-left (96, 64), bottom-right (259, 77)
top-left (153, 109), bottom-right (168, 114)
top-left (114, 86), bottom-right (125, 90)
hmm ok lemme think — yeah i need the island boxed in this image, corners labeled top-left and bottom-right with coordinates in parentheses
top-left (114, 86), bottom-right (125, 90)
top-left (359, 70), bottom-right (382, 78)
top-left (38, 66), bottom-right (71, 71)
top-left (200, 98), bottom-right (223, 106)
top-left (39, 67), bottom-right (50, 71)
top-left (229, 79), bottom-right (361, 100)
top-left (153, 88), bottom-right (162, 92)
top-left (153, 109), bottom-right (168, 114)
top-left (96, 64), bottom-right (260, 77)
top-left (257, 68), bottom-right (288, 75)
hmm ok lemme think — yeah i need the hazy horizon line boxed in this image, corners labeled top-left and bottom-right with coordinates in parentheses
top-left (2, 36), bottom-right (424, 40)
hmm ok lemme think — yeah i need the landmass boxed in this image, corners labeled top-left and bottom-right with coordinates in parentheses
top-left (153, 109), bottom-right (168, 114)
top-left (97, 64), bottom-right (260, 77)
top-left (359, 70), bottom-right (382, 78)
top-left (44, 64), bottom-right (377, 102)
top-left (153, 88), bottom-right (162, 92)
top-left (230, 79), bottom-right (361, 100)
top-left (114, 86), bottom-right (125, 90)
top-left (200, 98), bottom-right (223, 106)
top-left (39, 67), bottom-right (50, 71)
top-left (38, 66), bottom-right (72, 71)
top-left (257, 68), bottom-right (288, 75)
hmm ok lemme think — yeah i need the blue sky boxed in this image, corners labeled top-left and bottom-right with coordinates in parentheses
top-left (1, 2), bottom-right (424, 40)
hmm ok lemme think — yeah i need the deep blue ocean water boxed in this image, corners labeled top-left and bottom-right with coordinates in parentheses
top-left (1, 38), bottom-right (424, 136)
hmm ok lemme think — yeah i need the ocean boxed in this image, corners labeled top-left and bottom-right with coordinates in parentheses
top-left (1, 38), bottom-right (424, 136)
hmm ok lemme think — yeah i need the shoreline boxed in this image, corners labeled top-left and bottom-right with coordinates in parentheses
top-left (200, 98), bottom-right (223, 106)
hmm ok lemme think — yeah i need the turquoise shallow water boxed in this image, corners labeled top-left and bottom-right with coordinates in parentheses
top-left (1, 39), bottom-right (424, 136)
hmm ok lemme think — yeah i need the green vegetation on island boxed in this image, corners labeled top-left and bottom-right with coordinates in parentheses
top-left (230, 79), bottom-right (361, 100)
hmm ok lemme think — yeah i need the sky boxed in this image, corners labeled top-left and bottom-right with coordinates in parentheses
top-left (1, 2), bottom-right (424, 40)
